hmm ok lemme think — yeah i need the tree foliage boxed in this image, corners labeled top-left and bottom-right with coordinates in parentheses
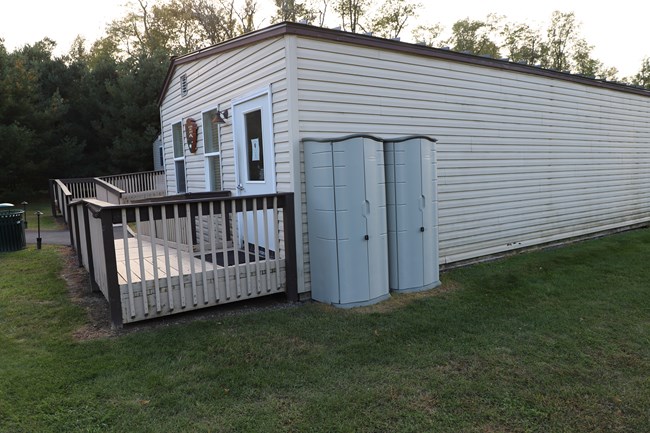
top-left (424, 11), bottom-right (621, 80)
top-left (540, 11), bottom-right (578, 71)
top-left (445, 14), bottom-right (502, 58)
top-left (0, 0), bottom-right (259, 198)
top-left (331, 0), bottom-right (418, 38)
top-left (501, 22), bottom-right (543, 65)
top-left (412, 24), bottom-right (444, 47)
top-left (312, 0), bottom-right (331, 27)
top-left (630, 57), bottom-right (650, 88)
top-left (334, 0), bottom-right (371, 32)
top-left (0, 39), bottom-right (87, 197)
top-left (368, 0), bottom-right (419, 39)
top-left (272, 0), bottom-right (317, 24)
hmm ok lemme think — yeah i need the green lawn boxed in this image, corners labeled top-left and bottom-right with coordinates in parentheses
top-left (21, 195), bottom-right (64, 231)
top-left (1, 229), bottom-right (649, 432)
top-left (2, 195), bottom-right (63, 231)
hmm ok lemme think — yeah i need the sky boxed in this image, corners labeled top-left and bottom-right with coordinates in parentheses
top-left (0, 0), bottom-right (648, 78)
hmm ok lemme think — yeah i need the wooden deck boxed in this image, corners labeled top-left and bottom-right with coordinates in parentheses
top-left (114, 237), bottom-right (211, 286)
top-left (113, 235), bottom-right (286, 324)
top-left (65, 192), bottom-right (297, 327)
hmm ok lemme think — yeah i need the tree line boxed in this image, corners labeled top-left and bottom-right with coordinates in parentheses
top-left (1, 0), bottom-right (649, 200)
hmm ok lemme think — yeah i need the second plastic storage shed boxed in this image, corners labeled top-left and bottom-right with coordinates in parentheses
top-left (303, 135), bottom-right (390, 307)
top-left (384, 136), bottom-right (440, 292)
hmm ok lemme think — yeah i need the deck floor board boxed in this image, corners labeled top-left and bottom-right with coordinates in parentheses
top-left (112, 235), bottom-right (285, 324)
top-left (115, 238), bottom-right (216, 286)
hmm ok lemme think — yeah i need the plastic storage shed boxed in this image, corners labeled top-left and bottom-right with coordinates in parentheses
top-left (384, 136), bottom-right (440, 292)
top-left (303, 135), bottom-right (390, 307)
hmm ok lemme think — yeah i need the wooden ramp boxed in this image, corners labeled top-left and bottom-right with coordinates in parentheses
top-left (114, 237), bottom-right (210, 285)
top-left (113, 236), bottom-right (286, 324)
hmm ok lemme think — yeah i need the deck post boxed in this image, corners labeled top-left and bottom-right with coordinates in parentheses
top-left (190, 202), bottom-right (198, 246)
top-left (83, 203), bottom-right (99, 293)
top-left (48, 179), bottom-right (56, 218)
top-left (70, 202), bottom-right (83, 266)
top-left (67, 201), bottom-right (75, 247)
top-left (100, 208), bottom-right (123, 328)
top-left (282, 193), bottom-right (299, 302)
top-left (63, 193), bottom-right (70, 225)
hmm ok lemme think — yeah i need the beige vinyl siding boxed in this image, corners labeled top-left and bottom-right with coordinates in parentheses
top-left (160, 37), bottom-right (290, 195)
top-left (295, 36), bottom-right (650, 274)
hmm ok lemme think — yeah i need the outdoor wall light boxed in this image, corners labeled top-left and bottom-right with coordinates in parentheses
top-left (212, 109), bottom-right (229, 124)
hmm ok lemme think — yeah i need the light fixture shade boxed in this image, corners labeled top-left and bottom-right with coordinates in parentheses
top-left (212, 112), bottom-right (226, 124)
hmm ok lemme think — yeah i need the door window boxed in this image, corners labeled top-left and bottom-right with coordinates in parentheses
top-left (245, 109), bottom-right (264, 181)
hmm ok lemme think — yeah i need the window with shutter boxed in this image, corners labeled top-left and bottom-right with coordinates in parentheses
top-left (202, 109), bottom-right (222, 191)
top-left (172, 121), bottom-right (186, 193)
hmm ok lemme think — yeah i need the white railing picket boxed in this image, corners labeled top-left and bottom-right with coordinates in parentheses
top-left (241, 199), bottom-right (252, 296)
top-left (185, 203), bottom-right (198, 306)
top-left (121, 209), bottom-right (136, 319)
top-left (173, 204), bottom-right (186, 308)
top-left (263, 197), bottom-right (271, 293)
top-left (135, 208), bottom-right (149, 317)
top-left (161, 205), bottom-right (174, 311)
top-left (220, 200), bottom-right (231, 300)
top-left (252, 199), bottom-right (261, 295)
top-left (148, 206), bottom-right (162, 313)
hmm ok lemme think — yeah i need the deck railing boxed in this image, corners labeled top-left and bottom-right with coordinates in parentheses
top-left (51, 179), bottom-right (73, 224)
top-left (99, 170), bottom-right (165, 203)
top-left (49, 170), bottom-right (166, 224)
top-left (68, 193), bottom-right (297, 327)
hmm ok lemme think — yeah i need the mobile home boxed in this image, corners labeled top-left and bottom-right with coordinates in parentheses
top-left (157, 22), bottom-right (650, 300)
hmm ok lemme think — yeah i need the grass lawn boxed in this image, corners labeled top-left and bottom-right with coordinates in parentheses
top-left (21, 195), bottom-right (64, 231)
top-left (1, 230), bottom-right (649, 432)
top-left (3, 195), bottom-right (63, 231)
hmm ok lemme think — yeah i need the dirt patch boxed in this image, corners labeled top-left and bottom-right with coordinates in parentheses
top-left (57, 246), bottom-right (300, 340)
top-left (58, 246), bottom-right (115, 340)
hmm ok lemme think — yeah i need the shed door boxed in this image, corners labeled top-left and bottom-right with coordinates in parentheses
top-left (419, 140), bottom-right (436, 287)
top-left (394, 139), bottom-right (435, 290)
top-left (233, 91), bottom-right (276, 251)
top-left (333, 136), bottom-right (387, 304)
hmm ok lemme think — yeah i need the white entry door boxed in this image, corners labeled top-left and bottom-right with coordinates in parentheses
top-left (233, 90), bottom-right (276, 252)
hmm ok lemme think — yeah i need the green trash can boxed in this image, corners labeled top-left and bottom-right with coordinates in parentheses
top-left (0, 209), bottom-right (26, 252)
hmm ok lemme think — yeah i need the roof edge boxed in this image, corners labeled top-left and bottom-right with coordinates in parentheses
top-left (158, 22), bottom-right (650, 107)
top-left (157, 24), bottom-right (290, 106)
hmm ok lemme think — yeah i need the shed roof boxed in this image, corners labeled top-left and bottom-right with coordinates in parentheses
top-left (158, 22), bottom-right (650, 106)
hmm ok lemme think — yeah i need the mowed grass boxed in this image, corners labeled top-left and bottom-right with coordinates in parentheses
top-left (1, 229), bottom-right (649, 432)
top-left (3, 195), bottom-right (63, 231)
top-left (22, 195), bottom-right (63, 231)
